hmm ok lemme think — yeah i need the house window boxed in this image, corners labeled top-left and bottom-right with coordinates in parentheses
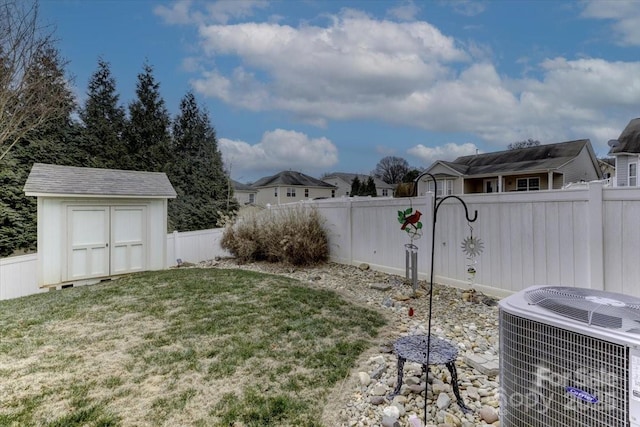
top-left (484, 179), bottom-right (498, 193)
top-left (304, 188), bottom-right (309, 198)
top-left (287, 187), bottom-right (296, 197)
top-left (249, 194), bottom-right (255, 204)
top-left (274, 188), bottom-right (278, 197)
top-left (331, 189), bottom-right (335, 198)
top-left (427, 180), bottom-right (453, 196)
top-left (382, 189), bottom-right (388, 196)
top-left (517, 177), bottom-right (540, 191)
top-left (630, 163), bottom-right (637, 187)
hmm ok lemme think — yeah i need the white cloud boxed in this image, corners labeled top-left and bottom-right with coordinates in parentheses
top-left (387, 0), bottom-right (420, 21)
top-left (581, 0), bottom-right (640, 46)
top-left (445, 0), bottom-right (487, 17)
top-left (154, 0), bottom-right (197, 25)
top-left (530, 57), bottom-right (640, 110)
top-left (155, 0), bottom-right (268, 25)
top-left (219, 129), bottom-right (338, 180)
top-left (193, 11), bottom-right (469, 122)
top-left (178, 5), bottom-right (640, 156)
top-left (408, 142), bottom-right (478, 166)
top-left (205, 0), bottom-right (268, 24)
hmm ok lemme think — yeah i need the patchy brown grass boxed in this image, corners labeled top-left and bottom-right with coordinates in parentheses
top-left (0, 268), bottom-right (385, 427)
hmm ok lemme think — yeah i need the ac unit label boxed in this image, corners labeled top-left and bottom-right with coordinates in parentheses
top-left (565, 386), bottom-right (599, 403)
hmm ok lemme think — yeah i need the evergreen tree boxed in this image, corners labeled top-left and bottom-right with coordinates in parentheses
top-left (78, 58), bottom-right (128, 169)
top-left (364, 176), bottom-right (377, 196)
top-left (350, 176), bottom-right (361, 196)
top-left (0, 45), bottom-right (77, 256)
top-left (124, 62), bottom-right (171, 171)
top-left (168, 91), bottom-right (236, 231)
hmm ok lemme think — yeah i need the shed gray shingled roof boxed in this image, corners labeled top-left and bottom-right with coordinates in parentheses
top-left (24, 163), bottom-right (177, 198)
top-left (251, 171), bottom-right (335, 188)
top-left (608, 118), bottom-right (640, 154)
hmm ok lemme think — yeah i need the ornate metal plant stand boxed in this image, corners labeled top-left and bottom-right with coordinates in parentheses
top-left (388, 335), bottom-right (472, 413)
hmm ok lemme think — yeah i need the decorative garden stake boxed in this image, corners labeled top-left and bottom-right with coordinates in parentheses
top-left (461, 224), bottom-right (484, 286)
top-left (398, 207), bottom-right (423, 293)
top-left (413, 172), bottom-right (479, 426)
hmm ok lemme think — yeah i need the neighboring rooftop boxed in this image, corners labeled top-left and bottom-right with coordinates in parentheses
top-left (608, 118), bottom-right (640, 154)
top-left (24, 163), bottom-right (177, 198)
top-left (323, 172), bottom-right (394, 188)
top-left (231, 179), bottom-right (256, 192)
top-left (439, 139), bottom-right (593, 176)
top-left (252, 171), bottom-right (335, 188)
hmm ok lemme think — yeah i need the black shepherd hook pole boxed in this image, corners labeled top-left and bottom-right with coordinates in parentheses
top-left (413, 172), bottom-right (477, 426)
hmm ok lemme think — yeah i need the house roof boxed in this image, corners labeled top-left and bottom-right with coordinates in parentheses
top-left (232, 179), bottom-right (256, 192)
top-left (608, 118), bottom-right (640, 154)
top-left (431, 139), bottom-right (593, 176)
top-left (322, 172), bottom-right (394, 189)
top-left (251, 171), bottom-right (335, 188)
top-left (430, 161), bottom-right (470, 175)
top-left (24, 163), bottom-right (177, 198)
top-left (599, 157), bottom-right (616, 167)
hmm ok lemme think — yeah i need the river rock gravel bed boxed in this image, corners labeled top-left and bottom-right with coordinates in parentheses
top-left (203, 259), bottom-right (501, 427)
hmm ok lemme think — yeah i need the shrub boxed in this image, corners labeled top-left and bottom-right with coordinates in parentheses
top-left (221, 205), bottom-right (329, 266)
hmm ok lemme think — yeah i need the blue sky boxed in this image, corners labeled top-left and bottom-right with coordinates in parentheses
top-left (41, 0), bottom-right (640, 182)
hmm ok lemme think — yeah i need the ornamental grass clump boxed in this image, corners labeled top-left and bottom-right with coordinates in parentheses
top-left (221, 205), bottom-right (329, 266)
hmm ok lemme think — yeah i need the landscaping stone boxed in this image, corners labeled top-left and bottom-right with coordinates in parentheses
top-left (479, 406), bottom-right (499, 423)
top-left (371, 282), bottom-right (392, 291)
top-left (436, 392), bottom-right (451, 410)
top-left (208, 259), bottom-right (502, 427)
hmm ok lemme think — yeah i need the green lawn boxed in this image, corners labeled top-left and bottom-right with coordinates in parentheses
top-left (0, 268), bottom-right (385, 427)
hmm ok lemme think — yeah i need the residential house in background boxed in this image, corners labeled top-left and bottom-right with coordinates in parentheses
top-left (598, 158), bottom-right (616, 184)
top-left (231, 180), bottom-right (257, 205)
top-left (322, 172), bottom-right (395, 197)
top-left (608, 118), bottom-right (640, 187)
top-left (419, 139), bottom-right (602, 195)
top-left (251, 171), bottom-right (336, 205)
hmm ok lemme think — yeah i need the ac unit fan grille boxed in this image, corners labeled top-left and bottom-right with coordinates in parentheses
top-left (525, 286), bottom-right (640, 330)
top-left (500, 311), bottom-right (628, 426)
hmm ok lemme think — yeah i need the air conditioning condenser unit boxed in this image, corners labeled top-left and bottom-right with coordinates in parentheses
top-left (499, 286), bottom-right (640, 426)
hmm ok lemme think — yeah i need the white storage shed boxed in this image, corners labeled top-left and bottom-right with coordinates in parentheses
top-left (24, 163), bottom-right (177, 288)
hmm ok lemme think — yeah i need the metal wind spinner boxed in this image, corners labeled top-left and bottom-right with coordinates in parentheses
top-left (461, 225), bottom-right (484, 257)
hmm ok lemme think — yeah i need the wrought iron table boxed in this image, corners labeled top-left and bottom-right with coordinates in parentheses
top-left (388, 334), bottom-right (471, 413)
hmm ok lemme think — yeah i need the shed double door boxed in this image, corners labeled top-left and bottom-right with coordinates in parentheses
top-left (67, 206), bottom-right (147, 281)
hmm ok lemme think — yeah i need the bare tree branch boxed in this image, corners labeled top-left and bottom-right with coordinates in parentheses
top-left (0, 0), bottom-right (69, 160)
top-left (372, 156), bottom-right (410, 184)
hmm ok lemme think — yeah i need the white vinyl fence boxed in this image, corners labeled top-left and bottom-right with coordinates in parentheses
top-left (302, 182), bottom-right (640, 298)
top-left (0, 229), bottom-right (230, 301)
top-left (166, 228), bottom-right (230, 266)
top-left (0, 254), bottom-right (41, 300)
top-left (4, 182), bottom-right (640, 300)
